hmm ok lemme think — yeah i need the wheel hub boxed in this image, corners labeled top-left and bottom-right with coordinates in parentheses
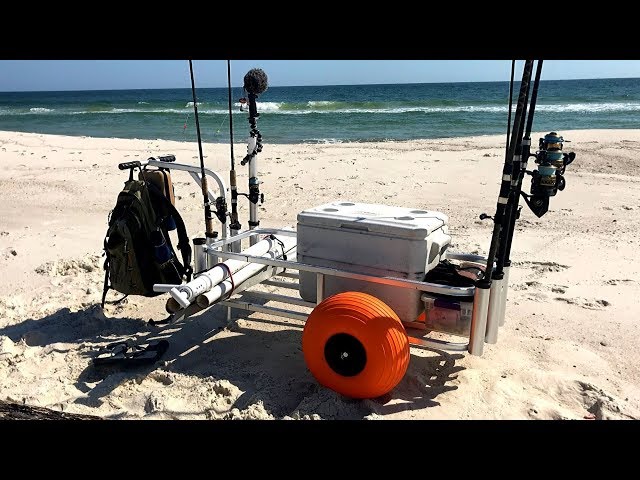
top-left (324, 333), bottom-right (367, 377)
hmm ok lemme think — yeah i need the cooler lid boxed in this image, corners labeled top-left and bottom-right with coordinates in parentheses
top-left (297, 201), bottom-right (448, 239)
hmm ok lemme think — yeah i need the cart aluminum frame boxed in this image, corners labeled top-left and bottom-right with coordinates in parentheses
top-left (138, 156), bottom-right (499, 357)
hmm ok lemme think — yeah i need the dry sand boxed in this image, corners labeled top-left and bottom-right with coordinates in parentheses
top-left (0, 129), bottom-right (639, 420)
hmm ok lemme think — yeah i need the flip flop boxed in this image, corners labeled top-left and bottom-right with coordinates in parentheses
top-left (93, 339), bottom-right (170, 368)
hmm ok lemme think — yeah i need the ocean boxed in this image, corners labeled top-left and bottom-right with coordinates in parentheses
top-left (0, 78), bottom-right (638, 144)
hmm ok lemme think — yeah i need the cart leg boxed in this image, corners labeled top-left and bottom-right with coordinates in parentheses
top-left (316, 273), bottom-right (325, 305)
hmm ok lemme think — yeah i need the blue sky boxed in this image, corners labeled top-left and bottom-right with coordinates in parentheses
top-left (1, 60), bottom-right (640, 91)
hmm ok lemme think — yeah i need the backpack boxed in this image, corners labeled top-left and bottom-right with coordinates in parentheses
top-left (101, 167), bottom-right (192, 308)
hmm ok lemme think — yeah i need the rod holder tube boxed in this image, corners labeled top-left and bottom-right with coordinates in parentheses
top-left (193, 237), bottom-right (208, 275)
top-left (468, 285), bottom-right (491, 356)
top-left (205, 235), bottom-right (219, 270)
top-left (485, 278), bottom-right (504, 344)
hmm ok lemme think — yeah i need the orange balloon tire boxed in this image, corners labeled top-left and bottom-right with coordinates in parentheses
top-left (302, 291), bottom-right (410, 399)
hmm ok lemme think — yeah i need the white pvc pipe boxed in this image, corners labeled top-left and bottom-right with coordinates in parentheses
top-left (154, 284), bottom-right (180, 293)
top-left (196, 237), bottom-right (296, 308)
top-left (168, 236), bottom-right (278, 308)
top-left (166, 297), bottom-right (182, 314)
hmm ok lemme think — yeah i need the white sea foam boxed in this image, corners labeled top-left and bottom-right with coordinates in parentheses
top-left (302, 138), bottom-right (343, 144)
top-left (253, 102), bottom-right (282, 112)
top-left (307, 101), bottom-right (338, 107)
top-left (232, 101), bottom-right (282, 112)
top-left (536, 102), bottom-right (640, 113)
top-left (6, 102), bottom-right (640, 117)
top-left (137, 101), bottom-right (149, 105)
top-left (253, 102), bottom-right (640, 115)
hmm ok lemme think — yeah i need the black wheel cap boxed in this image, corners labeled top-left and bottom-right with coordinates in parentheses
top-left (324, 333), bottom-right (367, 377)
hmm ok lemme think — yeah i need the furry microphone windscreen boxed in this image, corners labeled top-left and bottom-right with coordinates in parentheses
top-left (243, 69), bottom-right (268, 95)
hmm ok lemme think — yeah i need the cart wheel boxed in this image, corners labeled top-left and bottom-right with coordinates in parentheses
top-left (302, 291), bottom-right (409, 399)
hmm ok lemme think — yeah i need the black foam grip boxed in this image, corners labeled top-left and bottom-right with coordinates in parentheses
top-left (118, 161), bottom-right (142, 170)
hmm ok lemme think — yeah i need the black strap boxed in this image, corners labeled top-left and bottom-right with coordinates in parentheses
top-left (146, 182), bottom-right (193, 281)
top-left (100, 250), bottom-right (129, 308)
top-left (269, 234), bottom-right (287, 260)
top-left (212, 262), bottom-right (235, 301)
top-left (101, 256), bottom-right (110, 309)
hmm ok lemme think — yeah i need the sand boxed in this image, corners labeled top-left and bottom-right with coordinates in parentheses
top-left (1, 129), bottom-right (639, 420)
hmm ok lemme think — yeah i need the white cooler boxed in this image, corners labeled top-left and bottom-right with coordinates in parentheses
top-left (297, 201), bottom-right (451, 321)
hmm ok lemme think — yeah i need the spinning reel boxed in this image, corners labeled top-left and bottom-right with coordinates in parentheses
top-left (521, 131), bottom-right (576, 217)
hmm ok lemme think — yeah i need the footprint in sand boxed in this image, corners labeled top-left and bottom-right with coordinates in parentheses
top-left (575, 381), bottom-right (634, 420)
top-left (513, 260), bottom-right (570, 276)
top-left (605, 279), bottom-right (635, 285)
top-left (553, 297), bottom-right (611, 310)
top-left (513, 280), bottom-right (542, 291)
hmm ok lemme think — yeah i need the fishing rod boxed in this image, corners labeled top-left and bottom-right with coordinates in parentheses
top-left (470, 60), bottom-right (534, 354)
top-left (504, 60), bottom-right (515, 162)
top-left (479, 60), bottom-right (576, 348)
top-left (481, 60), bottom-right (534, 285)
top-left (239, 68), bottom-right (268, 246)
top-left (500, 60), bottom-right (544, 272)
top-left (188, 60), bottom-right (228, 253)
top-left (484, 60), bottom-right (536, 342)
top-left (493, 62), bottom-right (536, 283)
top-left (227, 60), bottom-right (242, 253)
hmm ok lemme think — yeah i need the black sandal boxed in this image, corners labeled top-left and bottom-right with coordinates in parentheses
top-left (93, 339), bottom-right (169, 368)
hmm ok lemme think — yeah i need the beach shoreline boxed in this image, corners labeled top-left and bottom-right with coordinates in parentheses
top-left (1, 129), bottom-right (639, 419)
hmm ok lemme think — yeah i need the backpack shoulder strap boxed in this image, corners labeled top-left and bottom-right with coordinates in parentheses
top-left (146, 182), bottom-right (193, 280)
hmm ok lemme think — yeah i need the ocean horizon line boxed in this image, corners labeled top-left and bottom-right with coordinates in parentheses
top-left (2, 76), bottom-right (640, 94)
